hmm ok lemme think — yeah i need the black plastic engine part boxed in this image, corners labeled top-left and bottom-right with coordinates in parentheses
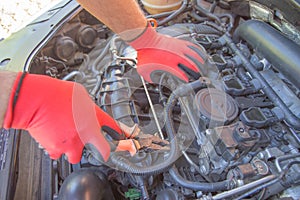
top-left (240, 107), bottom-right (284, 128)
top-left (99, 64), bottom-right (139, 127)
top-left (221, 32), bottom-right (300, 130)
top-left (208, 122), bottom-right (259, 162)
top-left (235, 96), bottom-right (273, 110)
top-left (155, 189), bottom-right (180, 200)
top-left (228, 163), bottom-right (258, 180)
top-left (260, 69), bottom-right (300, 118)
top-left (195, 88), bottom-right (239, 125)
top-left (223, 74), bottom-right (261, 96)
top-left (229, 0), bottom-right (300, 30)
top-left (58, 169), bottom-right (114, 200)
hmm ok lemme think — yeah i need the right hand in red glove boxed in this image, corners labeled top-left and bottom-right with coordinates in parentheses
top-left (129, 23), bottom-right (207, 83)
top-left (3, 73), bottom-right (138, 163)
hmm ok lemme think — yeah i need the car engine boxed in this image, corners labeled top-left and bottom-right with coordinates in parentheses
top-left (22, 0), bottom-right (300, 199)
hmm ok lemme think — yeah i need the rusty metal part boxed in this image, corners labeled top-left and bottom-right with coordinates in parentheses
top-left (116, 139), bottom-right (140, 156)
top-left (119, 123), bottom-right (169, 151)
top-left (135, 132), bottom-right (170, 151)
top-left (119, 123), bottom-right (141, 138)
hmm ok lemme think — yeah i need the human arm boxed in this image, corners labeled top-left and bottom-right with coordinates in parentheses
top-left (0, 71), bottom-right (17, 127)
top-left (76, 0), bottom-right (147, 41)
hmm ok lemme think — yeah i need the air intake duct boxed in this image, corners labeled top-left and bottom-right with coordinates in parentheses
top-left (234, 20), bottom-right (300, 89)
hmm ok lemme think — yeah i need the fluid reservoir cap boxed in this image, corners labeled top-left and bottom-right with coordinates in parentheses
top-left (141, 0), bottom-right (183, 14)
top-left (195, 88), bottom-right (238, 124)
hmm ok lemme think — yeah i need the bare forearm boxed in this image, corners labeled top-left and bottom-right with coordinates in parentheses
top-left (0, 71), bottom-right (17, 127)
top-left (77, 0), bottom-right (147, 41)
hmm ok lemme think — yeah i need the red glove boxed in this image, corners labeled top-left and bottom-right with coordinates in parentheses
top-left (129, 23), bottom-right (206, 83)
top-left (3, 73), bottom-right (132, 163)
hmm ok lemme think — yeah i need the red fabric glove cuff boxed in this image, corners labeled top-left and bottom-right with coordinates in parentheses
top-left (128, 22), bottom-right (159, 50)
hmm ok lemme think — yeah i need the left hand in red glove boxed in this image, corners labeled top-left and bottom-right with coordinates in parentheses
top-left (3, 73), bottom-right (138, 163)
top-left (129, 23), bottom-right (207, 83)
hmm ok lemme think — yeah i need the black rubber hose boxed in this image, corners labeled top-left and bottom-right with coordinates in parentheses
top-left (194, 2), bottom-right (222, 25)
top-left (216, 13), bottom-right (234, 31)
top-left (209, 0), bottom-right (218, 13)
top-left (135, 176), bottom-right (150, 200)
top-left (110, 91), bottom-right (181, 175)
top-left (222, 34), bottom-right (300, 130)
top-left (169, 166), bottom-right (231, 192)
top-left (147, 10), bottom-right (176, 19)
top-left (189, 11), bottom-right (209, 22)
top-left (158, 0), bottom-right (188, 26)
top-left (110, 79), bottom-right (208, 175)
top-left (191, 3), bottom-right (233, 32)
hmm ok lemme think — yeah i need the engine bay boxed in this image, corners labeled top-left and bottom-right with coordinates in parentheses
top-left (25, 0), bottom-right (300, 199)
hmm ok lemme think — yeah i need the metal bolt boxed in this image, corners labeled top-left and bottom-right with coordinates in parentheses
top-left (200, 166), bottom-right (207, 174)
top-left (257, 152), bottom-right (264, 159)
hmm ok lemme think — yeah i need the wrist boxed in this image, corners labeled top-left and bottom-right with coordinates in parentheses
top-left (128, 22), bottom-right (158, 49)
top-left (0, 71), bottom-right (18, 127)
top-left (119, 20), bottom-right (148, 42)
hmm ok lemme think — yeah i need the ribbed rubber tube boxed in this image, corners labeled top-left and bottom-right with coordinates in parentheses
top-left (110, 92), bottom-right (181, 175)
